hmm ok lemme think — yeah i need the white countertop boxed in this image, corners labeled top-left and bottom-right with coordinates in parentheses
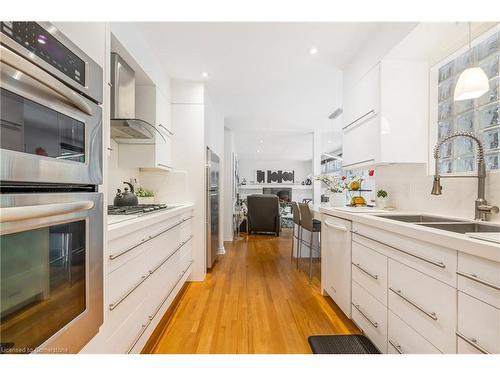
top-left (316, 205), bottom-right (500, 262)
top-left (107, 203), bottom-right (194, 240)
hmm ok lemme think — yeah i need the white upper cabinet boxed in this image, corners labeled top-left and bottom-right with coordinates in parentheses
top-left (342, 60), bottom-right (429, 169)
top-left (118, 85), bottom-right (173, 170)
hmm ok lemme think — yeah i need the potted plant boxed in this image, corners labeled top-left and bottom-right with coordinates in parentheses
top-left (315, 174), bottom-right (348, 207)
top-left (376, 189), bottom-right (388, 209)
top-left (136, 187), bottom-right (155, 205)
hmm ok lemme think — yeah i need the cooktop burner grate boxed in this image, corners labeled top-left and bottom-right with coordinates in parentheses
top-left (108, 204), bottom-right (169, 215)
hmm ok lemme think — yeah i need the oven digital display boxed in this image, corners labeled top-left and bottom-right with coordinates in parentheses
top-left (1, 22), bottom-right (86, 86)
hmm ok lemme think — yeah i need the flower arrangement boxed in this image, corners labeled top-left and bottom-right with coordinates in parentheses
top-left (315, 174), bottom-right (349, 193)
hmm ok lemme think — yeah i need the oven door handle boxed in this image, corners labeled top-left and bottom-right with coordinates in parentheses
top-left (0, 45), bottom-right (93, 115)
top-left (0, 201), bottom-right (95, 223)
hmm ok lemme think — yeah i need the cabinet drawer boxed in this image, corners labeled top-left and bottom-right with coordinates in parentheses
top-left (352, 240), bottom-right (388, 305)
top-left (458, 252), bottom-right (500, 309)
top-left (104, 297), bottom-right (151, 354)
top-left (457, 291), bottom-right (500, 354)
top-left (351, 280), bottom-right (387, 353)
top-left (388, 259), bottom-right (456, 353)
top-left (105, 268), bottom-right (150, 338)
top-left (107, 215), bottom-right (189, 273)
top-left (388, 311), bottom-right (441, 354)
top-left (352, 224), bottom-right (457, 287)
top-left (107, 253), bottom-right (149, 312)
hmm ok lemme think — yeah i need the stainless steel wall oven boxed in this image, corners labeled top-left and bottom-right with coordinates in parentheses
top-left (0, 22), bottom-right (103, 354)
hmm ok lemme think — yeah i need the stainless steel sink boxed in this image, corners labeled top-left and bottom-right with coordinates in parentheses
top-left (375, 214), bottom-right (466, 223)
top-left (416, 222), bottom-right (500, 234)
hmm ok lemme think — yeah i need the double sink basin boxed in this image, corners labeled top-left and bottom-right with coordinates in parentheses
top-left (374, 214), bottom-right (500, 234)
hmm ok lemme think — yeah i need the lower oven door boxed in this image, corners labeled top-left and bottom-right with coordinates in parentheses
top-left (0, 192), bottom-right (103, 354)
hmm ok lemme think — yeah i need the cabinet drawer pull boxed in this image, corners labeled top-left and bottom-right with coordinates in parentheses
top-left (125, 260), bottom-right (193, 354)
top-left (342, 109), bottom-right (376, 131)
top-left (324, 220), bottom-right (348, 232)
top-left (109, 219), bottom-right (185, 260)
top-left (353, 263), bottom-right (378, 280)
top-left (456, 332), bottom-right (490, 354)
top-left (352, 303), bottom-right (378, 328)
top-left (127, 321), bottom-right (151, 354)
top-left (353, 232), bottom-right (446, 269)
top-left (389, 287), bottom-right (437, 321)
top-left (109, 274), bottom-right (149, 311)
top-left (456, 271), bottom-right (500, 291)
top-left (388, 339), bottom-right (404, 354)
top-left (149, 235), bottom-right (193, 275)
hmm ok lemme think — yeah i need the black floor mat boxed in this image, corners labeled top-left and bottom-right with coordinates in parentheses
top-left (308, 334), bottom-right (381, 354)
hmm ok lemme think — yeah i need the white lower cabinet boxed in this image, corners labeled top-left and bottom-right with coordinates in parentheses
top-left (388, 259), bottom-right (456, 353)
top-left (352, 240), bottom-right (388, 305)
top-left (352, 280), bottom-right (388, 353)
top-left (457, 292), bottom-right (500, 354)
top-left (457, 252), bottom-right (500, 309)
top-left (82, 209), bottom-right (194, 353)
top-left (321, 215), bottom-right (352, 318)
top-left (388, 311), bottom-right (441, 354)
top-left (323, 219), bottom-right (500, 354)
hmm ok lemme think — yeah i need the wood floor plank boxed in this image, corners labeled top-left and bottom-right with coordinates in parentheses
top-left (148, 230), bottom-right (359, 354)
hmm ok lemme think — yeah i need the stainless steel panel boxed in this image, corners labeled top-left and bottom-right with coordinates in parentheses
top-left (416, 222), bottom-right (500, 234)
top-left (110, 53), bottom-right (135, 119)
top-left (206, 148), bottom-right (220, 268)
top-left (0, 192), bottom-right (103, 353)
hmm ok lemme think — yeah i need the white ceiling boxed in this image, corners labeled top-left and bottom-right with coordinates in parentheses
top-left (135, 22), bottom-right (416, 160)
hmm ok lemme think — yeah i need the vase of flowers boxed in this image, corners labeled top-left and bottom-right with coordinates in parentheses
top-left (315, 175), bottom-right (348, 207)
top-left (136, 187), bottom-right (155, 205)
top-left (376, 189), bottom-right (388, 209)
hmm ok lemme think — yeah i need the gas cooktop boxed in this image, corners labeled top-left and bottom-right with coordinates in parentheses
top-left (108, 204), bottom-right (169, 215)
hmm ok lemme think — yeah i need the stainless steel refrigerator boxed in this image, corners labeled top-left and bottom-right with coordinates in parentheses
top-left (206, 148), bottom-right (220, 269)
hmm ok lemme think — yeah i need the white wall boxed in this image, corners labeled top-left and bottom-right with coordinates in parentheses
top-left (376, 164), bottom-right (500, 223)
top-left (171, 81), bottom-right (206, 281)
top-left (223, 129), bottom-right (236, 242)
top-left (238, 159), bottom-right (312, 184)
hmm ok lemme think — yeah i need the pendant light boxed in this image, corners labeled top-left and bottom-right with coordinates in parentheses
top-left (454, 23), bottom-right (490, 101)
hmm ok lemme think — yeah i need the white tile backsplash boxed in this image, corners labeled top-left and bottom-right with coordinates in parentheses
top-left (375, 163), bottom-right (500, 222)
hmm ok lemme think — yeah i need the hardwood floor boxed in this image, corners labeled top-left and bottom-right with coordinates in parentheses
top-left (147, 230), bottom-right (359, 354)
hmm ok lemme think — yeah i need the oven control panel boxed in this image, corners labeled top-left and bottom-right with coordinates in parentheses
top-left (1, 21), bottom-right (86, 86)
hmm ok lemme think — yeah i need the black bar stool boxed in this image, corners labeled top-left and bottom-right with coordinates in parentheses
top-left (298, 202), bottom-right (321, 280)
top-left (290, 202), bottom-right (302, 266)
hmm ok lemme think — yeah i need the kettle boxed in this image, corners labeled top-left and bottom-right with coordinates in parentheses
top-left (113, 182), bottom-right (139, 206)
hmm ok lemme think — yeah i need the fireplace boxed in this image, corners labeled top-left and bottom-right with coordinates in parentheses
top-left (263, 187), bottom-right (292, 202)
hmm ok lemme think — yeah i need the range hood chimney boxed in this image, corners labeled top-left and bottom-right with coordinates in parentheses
top-left (110, 53), bottom-right (162, 142)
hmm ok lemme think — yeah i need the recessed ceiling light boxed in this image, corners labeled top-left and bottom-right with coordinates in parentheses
top-left (201, 72), bottom-right (209, 78)
top-left (256, 149), bottom-right (261, 153)
top-left (259, 139), bottom-right (264, 143)
top-left (309, 47), bottom-right (318, 55)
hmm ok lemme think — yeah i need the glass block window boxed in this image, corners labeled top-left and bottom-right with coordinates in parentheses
top-left (437, 31), bottom-right (500, 173)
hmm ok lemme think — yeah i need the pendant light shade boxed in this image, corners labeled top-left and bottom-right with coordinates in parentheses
top-left (453, 23), bottom-right (490, 101)
top-left (454, 66), bottom-right (490, 101)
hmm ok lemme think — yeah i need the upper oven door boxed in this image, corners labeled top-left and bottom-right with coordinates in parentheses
top-left (0, 45), bottom-right (102, 185)
top-left (0, 192), bottom-right (103, 354)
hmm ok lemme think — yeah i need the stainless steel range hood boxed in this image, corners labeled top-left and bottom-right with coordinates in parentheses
top-left (110, 53), bottom-right (163, 143)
